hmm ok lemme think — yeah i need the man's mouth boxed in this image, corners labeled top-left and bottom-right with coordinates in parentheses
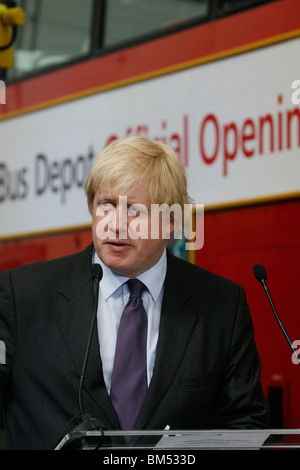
top-left (105, 240), bottom-right (131, 251)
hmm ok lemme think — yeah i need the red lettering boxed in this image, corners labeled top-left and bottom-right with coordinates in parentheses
top-left (199, 114), bottom-right (219, 165)
top-left (259, 114), bottom-right (274, 154)
top-left (241, 119), bottom-right (255, 157)
top-left (125, 127), bottom-right (133, 136)
top-left (170, 133), bottom-right (181, 159)
top-left (104, 135), bottom-right (118, 147)
top-left (136, 125), bottom-right (149, 135)
top-left (106, 95), bottom-right (300, 180)
top-left (223, 122), bottom-right (238, 176)
top-left (287, 108), bottom-right (300, 148)
top-left (277, 95), bottom-right (283, 150)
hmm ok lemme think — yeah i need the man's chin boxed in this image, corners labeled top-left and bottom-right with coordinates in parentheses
top-left (99, 248), bottom-right (133, 276)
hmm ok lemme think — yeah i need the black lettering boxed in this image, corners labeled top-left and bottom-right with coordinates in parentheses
top-left (60, 158), bottom-right (72, 203)
top-left (74, 155), bottom-right (86, 187)
top-left (0, 163), bottom-right (6, 202)
top-left (35, 154), bottom-right (48, 196)
top-left (19, 167), bottom-right (29, 199)
top-left (49, 160), bottom-right (60, 193)
top-left (0, 163), bottom-right (29, 202)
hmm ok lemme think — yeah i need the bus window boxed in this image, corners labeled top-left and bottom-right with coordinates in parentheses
top-left (220, 0), bottom-right (271, 13)
top-left (103, 0), bottom-right (209, 48)
top-left (7, 0), bottom-right (94, 80)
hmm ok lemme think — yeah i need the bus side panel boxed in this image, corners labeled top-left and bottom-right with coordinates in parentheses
top-left (196, 198), bottom-right (300, 428)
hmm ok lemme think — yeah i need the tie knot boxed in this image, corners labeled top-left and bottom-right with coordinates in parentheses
top-left (127, 278), bottom-right (145, 299)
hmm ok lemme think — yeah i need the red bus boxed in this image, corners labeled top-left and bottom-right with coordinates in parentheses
top-left (0, 0), bottom-right (300, 430)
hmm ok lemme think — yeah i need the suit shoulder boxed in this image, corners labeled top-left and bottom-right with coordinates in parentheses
top-left (2, 244), bottom-right (93, 281)
top-left (167, 251), bottom-right (241, 292)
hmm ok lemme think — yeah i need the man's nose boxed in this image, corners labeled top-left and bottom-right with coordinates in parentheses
top-left (110, 198), bottom-right (128, 236)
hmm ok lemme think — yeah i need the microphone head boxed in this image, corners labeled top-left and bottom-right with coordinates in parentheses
top-left (91, 263), bottom-right (103, 282)
top-left (253, 264), bottom-right (267, 283)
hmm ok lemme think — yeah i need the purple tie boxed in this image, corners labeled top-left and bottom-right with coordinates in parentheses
top-left (110, 278), bottom-right (148, 434)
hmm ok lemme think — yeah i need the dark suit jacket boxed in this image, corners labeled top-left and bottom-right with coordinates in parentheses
top-left (0, 243), bottom-right (270, 449)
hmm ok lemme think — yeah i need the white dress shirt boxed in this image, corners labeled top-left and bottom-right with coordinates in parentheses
top-left (93, 249), bottom-right (167, 394)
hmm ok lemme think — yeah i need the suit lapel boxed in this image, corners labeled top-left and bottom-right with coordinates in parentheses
top-left (54, 246), bottom-right (199, 436)
top-left (134, 252), bottom-right (198, 432)
top-left (54, 244), bottom-right (120, 429)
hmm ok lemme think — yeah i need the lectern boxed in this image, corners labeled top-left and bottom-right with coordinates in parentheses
top-left (55, 428), bottom-right (300, 450)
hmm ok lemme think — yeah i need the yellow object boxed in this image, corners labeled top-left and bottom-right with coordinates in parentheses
top-left (0, 4), bottom-right (25, 68)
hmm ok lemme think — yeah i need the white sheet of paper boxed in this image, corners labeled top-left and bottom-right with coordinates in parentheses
top-left (155, 431), bottom-right (271, 449)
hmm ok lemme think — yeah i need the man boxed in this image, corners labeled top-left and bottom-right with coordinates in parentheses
top-left (0, 136), bottom-right (270, 450)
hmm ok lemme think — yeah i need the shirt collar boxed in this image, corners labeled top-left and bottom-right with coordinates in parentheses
top-left (93, 248), bottom-right (167, 303)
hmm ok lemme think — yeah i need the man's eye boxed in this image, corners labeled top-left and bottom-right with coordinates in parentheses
top-left (99, 202), bottom-right (114, 211)
top-left (128, 204), bottom-right (147, 216)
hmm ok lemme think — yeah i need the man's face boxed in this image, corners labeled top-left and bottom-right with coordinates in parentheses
top-left (92, 185), bottom-right (173, 277)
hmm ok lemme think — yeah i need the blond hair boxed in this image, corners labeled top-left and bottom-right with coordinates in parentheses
top-left (85, 135), bottom-right (191, 214)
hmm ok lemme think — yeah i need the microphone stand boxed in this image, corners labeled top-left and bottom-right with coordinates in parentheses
top-left (253, 264), bottom-right (300, 366)
top-left (56, 264), bottom-right (108, 450)
top-left (78, 267), bottom-right (101, 415)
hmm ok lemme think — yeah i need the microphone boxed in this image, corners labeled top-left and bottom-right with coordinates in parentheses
top-left (253, 264), bottom-right (300, 365)
top-left (55, 263), bottom-right (105, 450)
top-left (78, 263), bottom-right (103, 414)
